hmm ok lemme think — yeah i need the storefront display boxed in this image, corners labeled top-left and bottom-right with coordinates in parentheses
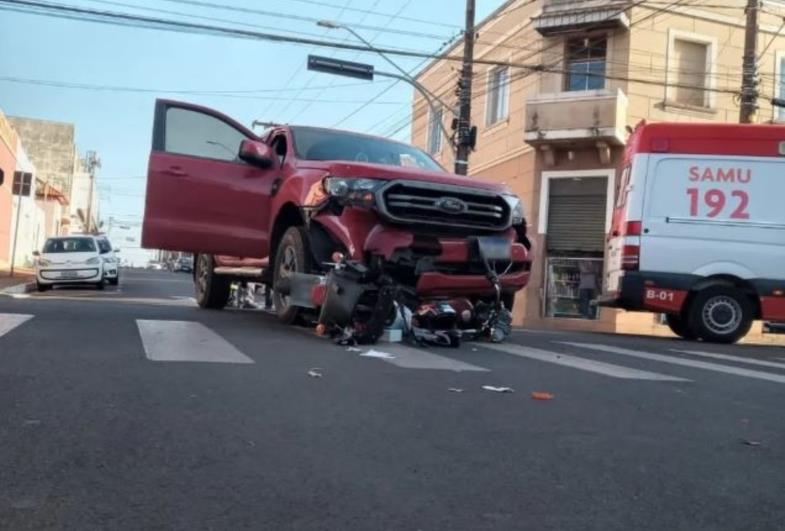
top-left (545, 257), bottom-right (603, 319)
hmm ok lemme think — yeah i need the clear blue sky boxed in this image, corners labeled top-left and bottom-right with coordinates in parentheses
top-left (0, 0), bottom-right (503, 263)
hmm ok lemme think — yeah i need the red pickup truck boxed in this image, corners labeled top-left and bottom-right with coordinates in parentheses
top-left (142, 100), bottom-right (532, 343)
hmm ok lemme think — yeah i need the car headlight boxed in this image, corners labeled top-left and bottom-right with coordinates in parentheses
top-left (502, 194), bottom-right (524, 225)
top-left (86, 257), bottom-right (100, 265)
top-left (103, 256), bottom-right (116, 264)
top-left (323, 177), bottom-right (385, 208)
top-left (38, 258), bottom-right (52, 267)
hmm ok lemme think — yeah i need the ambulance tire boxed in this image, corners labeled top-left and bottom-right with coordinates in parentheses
top-left (665, 313), bottom-right (697, 340)
top-left (688, 285), bottom-right (753, 344)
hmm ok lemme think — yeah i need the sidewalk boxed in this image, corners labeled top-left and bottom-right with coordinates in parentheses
top-left (0, 268), bottom-right (35, 292)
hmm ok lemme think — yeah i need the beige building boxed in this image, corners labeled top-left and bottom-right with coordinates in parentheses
top-left (413, 0), bottom-right (785, 337)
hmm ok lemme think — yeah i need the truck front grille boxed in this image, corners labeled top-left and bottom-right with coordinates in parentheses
top-left (377, 180), bottom-right (511, 231)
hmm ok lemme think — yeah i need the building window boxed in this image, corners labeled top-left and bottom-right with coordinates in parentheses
top-left (427, 107), bottom-right (443, 154)
top-left (12, 171), bottom-right (32, 196)
top-left (565, 36), bottom-right (607, 91)
top-left (667, 31), bottom-right (713, 108)
top-left (485, 66), bottom-right (509, 125)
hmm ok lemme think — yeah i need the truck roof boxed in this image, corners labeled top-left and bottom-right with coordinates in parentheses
top-left (629, 122), bottom-right (785, 158)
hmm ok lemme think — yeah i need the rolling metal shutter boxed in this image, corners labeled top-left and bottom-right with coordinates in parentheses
top-left (546, 178), bottom-right (607, 253)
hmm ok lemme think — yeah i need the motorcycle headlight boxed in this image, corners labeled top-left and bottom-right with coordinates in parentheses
top-left (502, 194), bottom-right (524, 225)
top-left (86, 257), bottom-right (100, 265)
top-left (323, 177), bottom-right (385, 209)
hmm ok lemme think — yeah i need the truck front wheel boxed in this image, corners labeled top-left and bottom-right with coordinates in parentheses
top-left (687, 286), bottom-right (753, 344)
top-left (273, 227), bottom-right (312, 324)
top-left (195, 254), bottom-right (230, 309)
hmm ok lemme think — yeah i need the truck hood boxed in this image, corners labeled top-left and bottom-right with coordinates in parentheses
top-left (296, 160), bottom-right (511, 194)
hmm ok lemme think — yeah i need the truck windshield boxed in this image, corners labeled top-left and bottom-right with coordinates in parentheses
top-left (291, 126), bottom-right (444, 172)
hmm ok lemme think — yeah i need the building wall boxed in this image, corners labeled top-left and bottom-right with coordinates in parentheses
top-left (0, 109), bottom-right (19, 267)
top-left (412, 0), bottom-right (785, 338)
top-left (8, 139), bottom-right (42, 268)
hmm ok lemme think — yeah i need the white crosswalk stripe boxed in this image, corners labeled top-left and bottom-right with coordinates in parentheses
top-left (671, 349), bottom-right (785, 370)
top-left (563, 342), bottom-right (785, 385)
top-left (482, 343), bottom-right (689, 381)
top-left (0, 313), bottom-right (33, 339)
top-left (136, 320), bottom-right (254, 364)
top-left (361, 344), bottom-right (488, 372)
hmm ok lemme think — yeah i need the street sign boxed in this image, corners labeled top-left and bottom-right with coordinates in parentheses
top-left (307, 55), bottom-right (374, 81)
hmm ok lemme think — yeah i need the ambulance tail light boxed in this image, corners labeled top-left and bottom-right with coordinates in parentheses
top-left (621, 245), bottom-right (640, 271)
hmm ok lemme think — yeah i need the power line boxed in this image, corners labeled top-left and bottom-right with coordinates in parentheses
top-left (279, 0), bottom-right (462, 30)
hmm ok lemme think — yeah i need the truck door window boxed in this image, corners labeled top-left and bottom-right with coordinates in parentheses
top-left (272, 135), bottom-right (287, 166)
top-left (164, 107), bottom-right (247, 162)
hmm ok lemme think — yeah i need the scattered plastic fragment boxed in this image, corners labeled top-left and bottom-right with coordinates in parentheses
top-left (742, 439), bottom-right (761, 447)
top-left (482, 385), bottom-right (514, 393)
top-left (360, 349), bottom-right (396, 360)
top-left (531, 392), bottom-right (554, 401)
top-left (448, 388), bottom-right (464, 393)
top-left (22, 419), bottom-right (41, 426)
top-left (346, 346), bottom-right (362, 353)
top-left (307, 368), bottom-right (323, 378)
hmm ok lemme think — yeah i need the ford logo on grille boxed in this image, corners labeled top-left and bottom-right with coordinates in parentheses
top-left (435, 196), bottom-right (467, 214)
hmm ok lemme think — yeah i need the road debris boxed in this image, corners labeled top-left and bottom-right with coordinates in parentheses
top-left (22, 419), bottom-right (41, 426)
top-left (307, 368), bottom-right (323, 378)
top-left (742, 439), bottom-right (762, 447)
top-left (531, 392), bottom-right (554, 401)
top-left (482, 385), bottom-right (514, 393)
top-left (448, 388), bottom-right (464, 393)
top-left (360, 349), bottom-right (396, 360)
top-left (346, 346), bottom-right (362, 352)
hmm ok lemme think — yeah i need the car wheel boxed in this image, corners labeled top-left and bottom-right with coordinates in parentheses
top-left (665, 313), bottom-right (697, 340)
top-left (36, 282), bottom-right (50, 292)
top-left (95, 281), bottom-right (105, 290)
top-left (687, 285), bottom-right (753, 344)
top-left (273, 226), bottom-right (312, 324)
top-left (194, 254), bottom-right (230, 309)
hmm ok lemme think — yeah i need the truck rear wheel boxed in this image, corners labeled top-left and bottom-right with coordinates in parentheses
top-left (195, 254), bottom-right (230, 309)
top-left (665, 313), bottom-right (696, 340)
top-left (687, 285), bottom-right (753, 344)
top-left (273, 227), bottom-right (312, 324)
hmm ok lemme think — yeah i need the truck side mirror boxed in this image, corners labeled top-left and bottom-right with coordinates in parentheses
top-left (239, 139), bottom-right (275, 169)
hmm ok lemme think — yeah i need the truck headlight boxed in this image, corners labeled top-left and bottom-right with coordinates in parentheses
top-left (503, 194), bottom-right (524, 225)
top-left (86, 257), bottom-right (100, 265)
top-left (324, 178), bottom-right (385, 208)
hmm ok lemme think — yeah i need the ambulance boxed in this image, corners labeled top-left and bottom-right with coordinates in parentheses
top-left (601, 122), bottom-right (785, 343)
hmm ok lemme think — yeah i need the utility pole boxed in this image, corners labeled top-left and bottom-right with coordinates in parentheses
top-left (455, 0), bottom-right (476, 175)
top-left (84, 151), bottom-right (101, 234)
top-left (739, 0), bottom-right (760, 123)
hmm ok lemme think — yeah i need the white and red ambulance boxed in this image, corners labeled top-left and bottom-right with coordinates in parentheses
top-left (601, 122), bottom-right (785, 343)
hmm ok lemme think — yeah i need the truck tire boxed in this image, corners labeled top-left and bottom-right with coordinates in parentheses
top-left (687, 285), bottom-right (753, 344)
top-left (665, 313), bottom-right (696, 340)
top-left (273, 226), bottom-right (312, 324)
top-left (195, 254), bottom-right (230, 309)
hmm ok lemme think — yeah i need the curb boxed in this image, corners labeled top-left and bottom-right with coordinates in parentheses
top-left (0, 281), bottom-right (36, 295)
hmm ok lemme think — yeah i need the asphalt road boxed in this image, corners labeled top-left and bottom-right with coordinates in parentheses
top-left (1, 269), bottom-right (784, 530)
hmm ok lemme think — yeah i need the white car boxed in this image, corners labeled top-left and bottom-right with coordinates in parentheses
top-left (34, 236), bottom-right (105, 291)
top-left (95, 235), bottom-right (120, 286)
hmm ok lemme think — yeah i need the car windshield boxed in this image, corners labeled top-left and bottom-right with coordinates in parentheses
top-left (43, 237), bottom-right (97, 253)
top-left (96, 239), bottom-right (112, 253)
top-left (291, 127), bottom-right (444, 172)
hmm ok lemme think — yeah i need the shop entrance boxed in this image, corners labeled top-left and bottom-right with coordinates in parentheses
top-left (543, 175), bottom-right (609, 319)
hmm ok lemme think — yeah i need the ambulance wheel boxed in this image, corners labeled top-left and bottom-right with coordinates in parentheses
top-left (195, 254), bottom-right (230, 309)
top-left (273, 226), bottom-right (311, 325)
top-left (665, 313), bottom-right (697, 340)
top-left (688, 286), bottom-right (753, 344)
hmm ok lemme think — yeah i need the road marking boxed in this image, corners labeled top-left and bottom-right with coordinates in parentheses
top-left (24, 295), bottom-right (197, 307)
top-left (482, 343), bottom-right (689, 381)
top-left (0, 313), bottom-right (34, 338)
top-left (671, 349), bottom-right (785, 370)
top-left (361, 344), bottom-right (488, 372)
top-left (563, 342), bottom-right (785, 385)
top-left (136, 320), bottom-right (253, 364)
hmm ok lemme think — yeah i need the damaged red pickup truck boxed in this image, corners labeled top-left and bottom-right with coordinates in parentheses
top-left (142, 99), bottom-right (532, 344)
